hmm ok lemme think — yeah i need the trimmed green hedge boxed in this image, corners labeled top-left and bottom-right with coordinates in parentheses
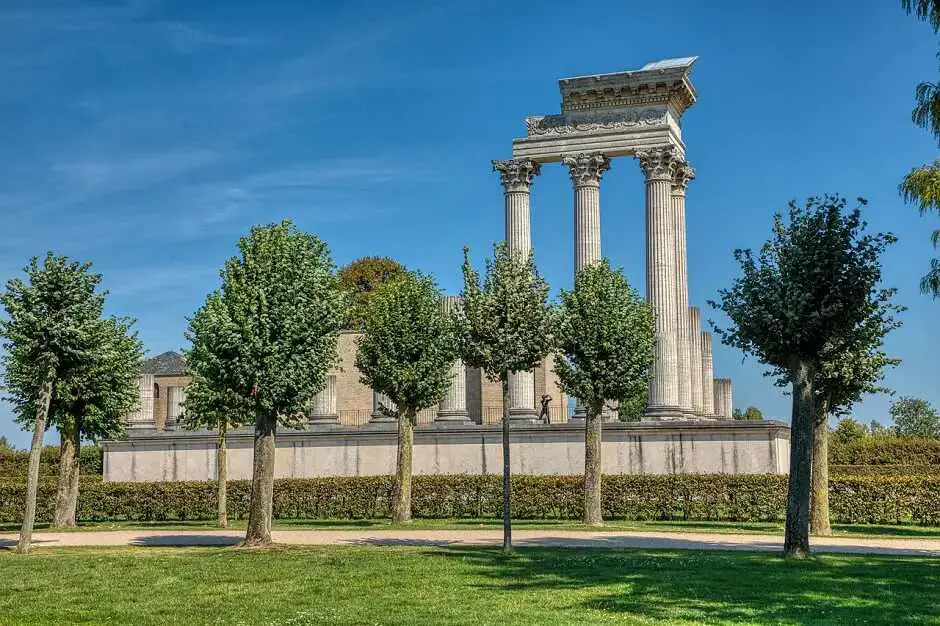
top-left (830, 464), bottom-right (940, 476)
top-left (0, 446), bottom-right (103, 478)
top-left (1, 474), bottom-right (937, 526)
top-left (829, 438), bottom-right (940, 466)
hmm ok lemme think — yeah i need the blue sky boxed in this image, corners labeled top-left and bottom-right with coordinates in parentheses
top-left (1, 0), bottom-right (937, 447)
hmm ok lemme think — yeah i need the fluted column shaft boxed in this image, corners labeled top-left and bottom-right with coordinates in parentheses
top-left (127, 374), bottom-right (155, 430)
top-left (672, 163), bottom-right (695, 416)
top-left (564, 153), bottom-right (610, 421)
top-left (309, 374), bottom-right (339, 425)
top-left (437, 296), bottom-right (470, 422)
top-left (638, 147), bottom-right (682, 417)
top-left (689, 307), bottom-right (704, 415)
top-left (714, 378), bottom-right (733, 418)
top-left (370, 390), bottom-right (397, 423)
top-left (165, 386), bottom-right (184, 431)
top-left (701, 331), bottom-right (715, 416)
top-left (494, 158), bottom-right (541, 420)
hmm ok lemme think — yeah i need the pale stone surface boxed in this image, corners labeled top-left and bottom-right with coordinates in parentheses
top-left (563, 152), bottom-right (610, 420)
top-left (493, 158), bottom-right (541, 421)
top-left (164, 386), bottom-right (184, 431)
top-left (103, 420), bottom-right (790, 482)
top-left (308, 375), bottom-right (339, 425)
top-left (689, 307), bottom-right (704, 415)
top-left (701, 332), bottom-right (716, 416)
top-left (125, 374), bottom-right (155, 430)
top-left (672, 163), bottom-right (695, 415)
top-left (638, 146), bottom-right (682, 418)
top-left (714, 378), bottom-right (733, 419)
top-left (437, 296), bottom-right (470, 422)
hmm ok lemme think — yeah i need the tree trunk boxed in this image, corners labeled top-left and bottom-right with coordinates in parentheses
top-left (583, 404), bottom-right (603, 526)
top-left (501, 377), bottom-right (512, 554)
top-left (53, 421), bottom-right (80, 528)
top-left (243, 417), bottom-right (275, 547)
top-left (810, 398), bottom-right (831, 536)
top-left (217, 423), bottom-right (228, 529)
top-left (18, 373), bottom-right (54, 554)
top-left (391, 410), bottom-right (414, 523)
top-left (784, 359), bottom-right (815, 557)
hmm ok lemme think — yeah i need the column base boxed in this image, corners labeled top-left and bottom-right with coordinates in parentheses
top-left (369, 412), bottom-right (396, 424)
top-left (435, 410), bottom-right (471, 423)
top-left (308, 414), bottom-right (340, 426)
top-left (508, 407), bottom-right (540, 424)
top-left (643, 406), bottom-right (688, 421)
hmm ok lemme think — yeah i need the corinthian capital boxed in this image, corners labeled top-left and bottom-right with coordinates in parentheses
top-left (562, 153), bottom-right (611, 188)
top-left (672, 162), bottom-right (696, 194)
top-left (636, 146), bottom-right (679, 182)
top-left (493, 158), bottom-right (541, 193)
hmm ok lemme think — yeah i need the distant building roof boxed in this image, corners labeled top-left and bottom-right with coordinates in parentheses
top-left (141, 351), bottom-right (186, 376)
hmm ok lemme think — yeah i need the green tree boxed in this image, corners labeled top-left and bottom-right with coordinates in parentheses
top-left (733, 406), bottom-right (764, 420)
top-left (618, 389), bottom-right (648, 422)
top-left (355, 272), bottom-right (457, 523)
top-left (0, 436), bottom-right (15, 452)
top-left (899, 0), bottom-right (940, 296)
top-left (456, 245), bottom-right (554, 552)
top-left (0, 254), bottom-right (105, 553)
top-left (869, 420), bottom-right (895, 438)
top-left (186, 222), bottom-right (345, 546)
top-left (183, 292), bottom-right (251, 529)
top-left (831, 418), bottom-right (869, 446)
top-left (554, 261), bottom-right (654, 525)
top-left (51, 316), bottom-right (143, 527)
top-left (890, 396), bottom-right (940, 437)
top-left (711, 196), bottom-right (895, 557)
top-left (338, 257), bottom-right (407, 329)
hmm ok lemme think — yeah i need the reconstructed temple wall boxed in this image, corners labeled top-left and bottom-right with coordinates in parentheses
top-left (103, 421), bottom-right (789, 482)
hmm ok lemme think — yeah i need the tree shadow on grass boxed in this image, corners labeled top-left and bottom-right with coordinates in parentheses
top-left (130, 534), bottom-right (241, 547)
top-left (424, 544), bottom-right (940, 625)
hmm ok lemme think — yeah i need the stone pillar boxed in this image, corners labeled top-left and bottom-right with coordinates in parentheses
top-left (126, 374), bottom-right (155, 430)
top-left (437, 296), bottom-right (470, 422)
top-left (689, 307), bottom-right (704, 416)
top-left (701, 331), bottom-right (715, 417)
top-left (714, 378), bottom-right (733, 418)
top-left (165, 385), bottom-right (185, 431)
top-left (563, 153), bottom-right (611, 421)
top-left (370, 390), bottom-right (397, 423)
top-left (638, 146), bottom-right (682, 419)
top-left (308, 374), bottom-right (339, 425)
top-left (494, 158), bottom-right (541, 422)
top-left (672, 162), bottom-right (695, 416)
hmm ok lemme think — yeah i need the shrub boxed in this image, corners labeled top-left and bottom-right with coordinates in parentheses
top-left (0, 474), bottom-right (937, 526)
top-left (0, 445), bottom-right (103, 478)
top-left (829, 438), bottom-right (940, 466)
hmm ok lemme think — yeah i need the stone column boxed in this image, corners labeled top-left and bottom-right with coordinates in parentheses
top-left (308, 374), bottom-right (339, 425)
top-left (370, 390), bottom-right (397, 423)
top-left (165, 385), bottom-right (185, 431)
top-left (672, 162), bottom-right (695, 416)
top-left (701, 331), bottom-right (715, 417)
top-left (126, 374), bottom-right (155, 430)
top-left (437, 296), bottom-right (470, 422)
top-left (714, 378), bottom-right (733, 418)
top-left (563, 153), bottom-right (611, 421)
top-left (638, 146), bottom-right (682, 419)
top-left (689, 307), bottom-right (704, 416)
top-left (494, 158), bottom-right (541, 421)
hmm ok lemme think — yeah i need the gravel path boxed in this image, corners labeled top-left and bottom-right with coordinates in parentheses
top-left (2, 529), bottom-right (939, 556)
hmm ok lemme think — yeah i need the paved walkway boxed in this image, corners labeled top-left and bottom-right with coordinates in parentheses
top-left (2, 529), bottom-right (939, 556)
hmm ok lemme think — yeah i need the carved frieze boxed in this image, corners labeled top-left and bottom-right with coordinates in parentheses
top-left (525, 108), bottom-right (666, 137)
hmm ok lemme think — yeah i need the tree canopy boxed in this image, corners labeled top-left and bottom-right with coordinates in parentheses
top-left (338, 256), bottom-right (407, 329)
top-left (890, 396), bottom-right (940, 438)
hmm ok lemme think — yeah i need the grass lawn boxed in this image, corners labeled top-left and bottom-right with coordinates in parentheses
top-left (0, 546), bottom-right (938, 625)
top-left (6, 517), bottom-right (940, 539)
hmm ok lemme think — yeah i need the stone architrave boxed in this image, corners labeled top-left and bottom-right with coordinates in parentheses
top-left (689, 307), bottom-right (704, 415)
top-left (638, 146), bottom-right (683, 419)
top-left (563, 152), bottom-right (611, 421)
top-left (308, 375), bottom-right (339, 426)
top-left (493, 158), bottom-right (541, 422)
top-left (370, 391), bottom-right (397, 423)
top-left (437, 296), bottom-right (470, 422)
top-left (126, 374), bottom-right (155, 430)
top-left (165, 386), bottom-right (185, 431)
top-left (701, 331), bottom-right (716, 417)
top-left (672, 162), bottom-right (695, 416)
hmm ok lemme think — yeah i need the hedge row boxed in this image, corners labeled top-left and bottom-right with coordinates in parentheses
top-left (829, 438), bottom-right (940, 466)
top-left (830, 464), bottom-right (940, 476)
top-left (0, 446), bottom-right (103, 478)
top-left (1, 474), bottom-right (937, 526)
